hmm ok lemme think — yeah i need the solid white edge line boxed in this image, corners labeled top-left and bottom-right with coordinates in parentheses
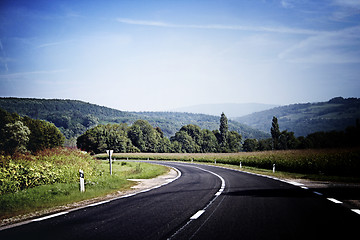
top-left (327, 198), bottom-right (342, 204)
top-left (88, 200), bottom-right (110, 207)
top-left (351, 209), bottom-right (360, 215)
top-left (32, 212), bottom-right (68, 222)
top-left (190, 210), bottom-right (205, 220)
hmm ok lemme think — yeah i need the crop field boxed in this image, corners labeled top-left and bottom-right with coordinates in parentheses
top-left (96, 148), bottom-right (360, 181)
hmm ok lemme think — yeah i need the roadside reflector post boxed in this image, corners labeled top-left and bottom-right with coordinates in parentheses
top-left (273, 164), bottom-right (276, 173)
top-left (106, 150), bottom-right (114, 175)
top-left (215, 159), bottom-right (216, 164)
top-left (240, 162), bottom-right (242, 168)
top-left (191, 158), bottom-right (193, 163)
top-left (79, 169), bottom-right (85, 192)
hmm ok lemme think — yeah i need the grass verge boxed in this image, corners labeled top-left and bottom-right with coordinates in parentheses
top-left (0, 160), bottom-right (168, 220)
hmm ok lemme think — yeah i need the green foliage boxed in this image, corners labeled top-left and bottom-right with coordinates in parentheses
top-left (219, 112), bottom-right (229, 149)
top-left (271, 116), bottom-right (280, 150)
top-left (2, 121), bottom-right (30, 154)
top-left (0, 98), bottom-right (269, 142)
top-left (77, 123), bottom-right (138, 154)
top-left (0, 148), bottom-right (96, 195)
top-left (0, 108), bottom-right (65, 154)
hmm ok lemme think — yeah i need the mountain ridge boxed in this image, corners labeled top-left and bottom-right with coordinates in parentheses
top-left (170, 103), bottom-right (279, 118)
top-left (234, 97), bottom-right (360, 137)
top-left (0, 98), bottom-right (269, 142)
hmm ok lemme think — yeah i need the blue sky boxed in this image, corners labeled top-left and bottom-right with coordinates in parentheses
top-left (1, 0), bottom-right (360, 111)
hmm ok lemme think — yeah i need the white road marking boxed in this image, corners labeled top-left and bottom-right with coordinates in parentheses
top-left (327, 198), bottom-right (342, 204)
top-left (286, 181), bottom-right (304, 186)
top-left (190, 210), bottom-right (205, 220)
top-left (88, 200), bottom-right (110, 207)
top-left (32, 212), bottom-right (68, 222)
top-left (313, 191), bottom-right (323, 196)
top-left (351, 209), bottom-right (360, 215)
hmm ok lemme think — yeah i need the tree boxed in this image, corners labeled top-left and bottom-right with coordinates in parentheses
top-left (271, 116), bottom-right (281, 150)
top-left (219, 112), bottom-right (229, 151)
top-left (2, 121), bottom-right (30, 154)
top-left (227, 131), bottom-right (242, 152)
top-left (243, 139), bottom-right (258, 152)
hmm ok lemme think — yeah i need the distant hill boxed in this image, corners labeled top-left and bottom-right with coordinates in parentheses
top-left (0, 98), bottom-right (269, 142)
top-left (171, 103), bottom-right (279, 118)
top-left (234, 97), bottom-right (360, 137)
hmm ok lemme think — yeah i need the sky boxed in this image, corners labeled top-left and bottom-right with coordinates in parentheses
top-left (0, 0), bottom-right (360, 111)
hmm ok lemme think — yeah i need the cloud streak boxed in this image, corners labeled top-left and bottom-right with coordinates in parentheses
top-left (116, 18), bottom-right (322, 35)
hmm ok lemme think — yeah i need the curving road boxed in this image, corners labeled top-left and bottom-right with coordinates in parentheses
top-left (1, 162), bottom-right (359, 240)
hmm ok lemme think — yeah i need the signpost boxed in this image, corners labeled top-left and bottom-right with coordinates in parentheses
top-left (106, 150), bottom-right (114, 175)
top-left (79, 169), bottom-right (85, 192)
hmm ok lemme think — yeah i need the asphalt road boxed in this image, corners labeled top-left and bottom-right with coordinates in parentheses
top-left (1, 162), bottom-right (359, 240)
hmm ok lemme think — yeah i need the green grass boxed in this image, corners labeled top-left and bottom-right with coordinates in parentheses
top-left (0, 154), bottom-right (168, 220)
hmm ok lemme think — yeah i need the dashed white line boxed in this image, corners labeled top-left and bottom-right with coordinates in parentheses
top-left (327, 198), bottom-right (342, 204)
top-left (32, 212), bottom-right (68, 222)
top-left (190, 210), bottom-right (205, 220)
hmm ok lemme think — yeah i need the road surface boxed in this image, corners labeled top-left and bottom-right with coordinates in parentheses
top-left (1, 162), bottom-right (359, 240)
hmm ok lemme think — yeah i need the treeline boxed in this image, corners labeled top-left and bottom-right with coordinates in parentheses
top-left (77, 113), bottom-right (242, 154)
top-left (243, 116), bottom-right (360, 152)
top-left (0, 108), bottom-right (65, 155)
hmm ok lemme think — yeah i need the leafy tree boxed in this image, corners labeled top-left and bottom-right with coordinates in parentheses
top-left (2, 121), bottom-right (30, 154)
top-left (219, 112), bottom-right (229, 150)
top-left (170, 131), bottom-right (199, 153)
top-left (128, 120), bottom-right (160, 152)
top-left (227, 131), bottom-right (242, 152)
top-left (201, 129), bottom-right (219, 152)
top-left (271, 116), bottom-right (281, 150)
top-left (243, 139), bottom-right (258, 152)
top-left (22, 117), bottom-right (65, 152)
top-left (257, 138), bottom-right (273, 151)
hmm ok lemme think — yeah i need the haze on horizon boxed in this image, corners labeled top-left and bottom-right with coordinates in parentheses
top-left (1, 0), bottom-right (360, 112)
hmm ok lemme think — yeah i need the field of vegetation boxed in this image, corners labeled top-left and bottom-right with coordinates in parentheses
top-left (96, 148), bottom-right (360, 181)
top-left (0, 148), bottom-right (168, 220)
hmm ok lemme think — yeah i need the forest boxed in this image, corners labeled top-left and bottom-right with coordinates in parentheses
top-left (0, 98), bottom-right (268, 144)
top-left (77, 113), bottom-right (242, 154)
top-left (242, 116), bottom-right (360, 152)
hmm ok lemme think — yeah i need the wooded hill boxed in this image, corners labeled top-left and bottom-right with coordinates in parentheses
top-left (0, 98), bottom-right (269, 143)
top-left (235, 97), bottom-right (360, 137)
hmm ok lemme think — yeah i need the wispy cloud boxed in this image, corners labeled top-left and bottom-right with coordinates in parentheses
top-left (116, 18), bottom-right (322, 35)
top-left (279, 25), bottom-right (360, 64)
top-left (0, 69), bottom-right (69, 79)
top-left (36, 40), bottom-right (74, 49)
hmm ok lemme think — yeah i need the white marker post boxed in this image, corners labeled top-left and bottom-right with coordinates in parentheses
top-left (273, 164), bottom-right (276, 173)
top-left (214, 159), bottom-right (217, 164)
top-left (106, 150), bottom-right (114, 175)
top-left (240, 162), bottom-right (242, 168)
top-left (79, 169), bottom-right (85, 192)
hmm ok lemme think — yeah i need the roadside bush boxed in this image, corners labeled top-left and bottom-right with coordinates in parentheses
top-left (0, 148), bottom-right (96, 194)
